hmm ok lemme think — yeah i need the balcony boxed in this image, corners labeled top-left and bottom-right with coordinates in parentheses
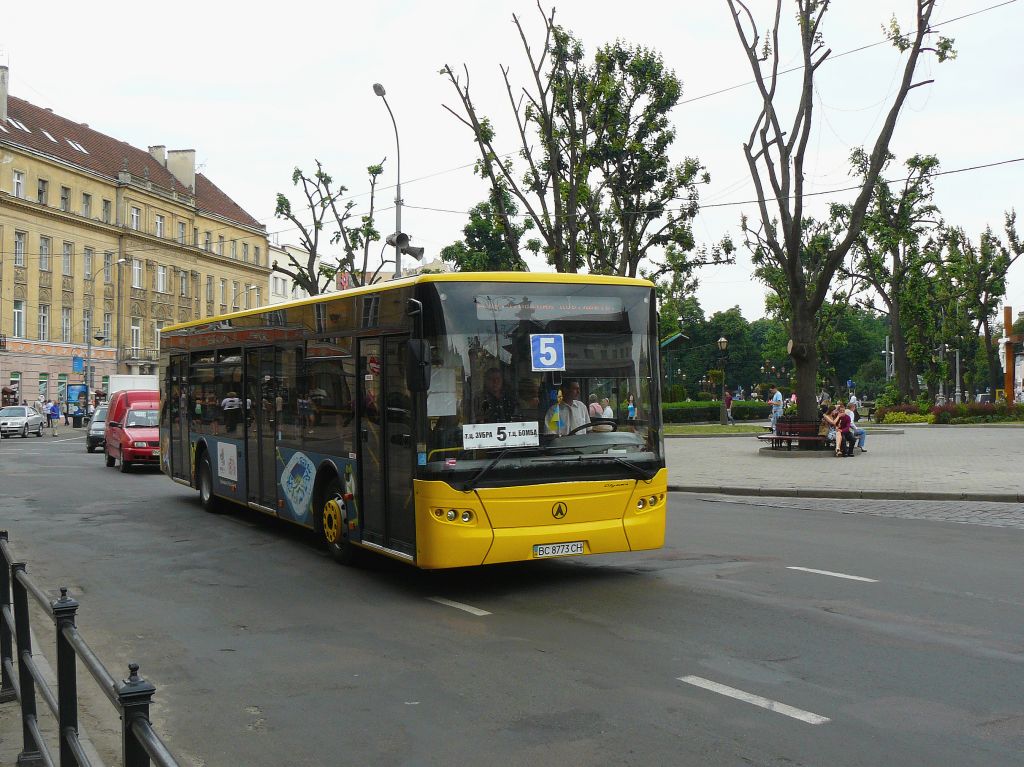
top-left (120, 346), bottom-right (159, 362)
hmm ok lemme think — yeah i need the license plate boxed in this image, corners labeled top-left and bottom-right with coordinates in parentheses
top-left (153, 450), bottom-right (160, 457)
top-left (533, 541), bottom-right (584, 559)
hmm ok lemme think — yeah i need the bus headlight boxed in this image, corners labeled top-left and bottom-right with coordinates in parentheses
top-left (649, 496), bottom-right (658, 507)
top-left (446, 509), bottom-right (457, 521)
top-left (637, 498), bottom-right (646, 509)
top-left (461, 510), bottom-right (473, 523)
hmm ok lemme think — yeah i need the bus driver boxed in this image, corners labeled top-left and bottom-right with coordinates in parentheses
top-left (544, 380), bottom-right (590, 435)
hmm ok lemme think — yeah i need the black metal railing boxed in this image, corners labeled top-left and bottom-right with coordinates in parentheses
top-left (0, 531), bottom-right (180, 767)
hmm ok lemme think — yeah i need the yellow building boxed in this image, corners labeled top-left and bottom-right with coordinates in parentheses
top-left (0, 65), bottom-right (268, 406)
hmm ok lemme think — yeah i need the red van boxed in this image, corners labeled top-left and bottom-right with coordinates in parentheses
top-left (104, 390), bottom-right (160, 473)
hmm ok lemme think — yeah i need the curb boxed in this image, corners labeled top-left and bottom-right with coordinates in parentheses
top-left (667, 484), bottom-right (1024, 504)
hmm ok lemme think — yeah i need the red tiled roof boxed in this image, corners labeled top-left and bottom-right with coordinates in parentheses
top-left (3, 94), bottom-right (263, 231)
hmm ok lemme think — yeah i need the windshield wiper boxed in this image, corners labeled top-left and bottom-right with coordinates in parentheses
top-left (569, 454), bottom-right (658, 481)
top-left (456, 446), bottom-right (537, 492)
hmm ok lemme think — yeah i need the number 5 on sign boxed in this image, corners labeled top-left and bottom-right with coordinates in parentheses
top-left (530, 334), bottom-right (565, 371)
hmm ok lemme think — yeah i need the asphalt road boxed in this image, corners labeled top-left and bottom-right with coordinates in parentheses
top-left (0, 432), bottom-right (1021, 766)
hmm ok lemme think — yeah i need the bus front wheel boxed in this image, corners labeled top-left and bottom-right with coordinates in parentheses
top-left (318, 478), bottom-right (359, 566)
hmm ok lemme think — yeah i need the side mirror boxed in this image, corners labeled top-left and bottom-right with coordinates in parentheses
top-left (108, 421), bottom-right (120, 428)
top-left (405, 339), bottom-right (432, 393)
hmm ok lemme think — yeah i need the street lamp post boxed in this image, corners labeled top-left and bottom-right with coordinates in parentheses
top-left (373, 83), bottom-right (403, 280)
top-left (84, 261), bottom-right (124, 412)
top-left (717, 336), bottom-right (729, 425)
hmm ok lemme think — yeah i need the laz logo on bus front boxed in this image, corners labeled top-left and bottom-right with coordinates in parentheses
top-left (462, 421), bottom-right (540, 450)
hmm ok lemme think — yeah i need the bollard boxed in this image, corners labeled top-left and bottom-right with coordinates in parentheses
top-left (0, 531), bottom-right (16, 703)
top-left (118, 662), bottom-right (156, 767)
top-left (52, 586), bottom-right (80, 767)
top-left (11, 563), bottom-right (43, 765)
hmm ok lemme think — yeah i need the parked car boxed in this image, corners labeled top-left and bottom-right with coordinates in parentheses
top-left (86, 405), bottom-right (109, 453)
top-left (104, 390), bottom-right (159, 472)
top-left (0, 406), bottom-right (45, 438)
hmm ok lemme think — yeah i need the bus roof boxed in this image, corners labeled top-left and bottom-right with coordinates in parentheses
top-left (161, 271), bottom-right (655, 334)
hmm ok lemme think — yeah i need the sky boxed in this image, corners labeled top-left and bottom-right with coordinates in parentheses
top-left (2, 0), bottom-right (1021, 322)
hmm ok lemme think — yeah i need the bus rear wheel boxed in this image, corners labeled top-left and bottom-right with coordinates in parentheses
top-left (198, 451), bottom-right (222, 513)
top-left (318, 478), bottom-right (358, 565)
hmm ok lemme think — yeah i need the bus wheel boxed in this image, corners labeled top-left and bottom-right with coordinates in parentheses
top-left (198, 451), bottom-right (222, 513)
top-left (319, 478), bottom-right (358, 565)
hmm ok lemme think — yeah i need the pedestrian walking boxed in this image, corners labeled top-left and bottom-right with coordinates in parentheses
top-left (62, 400), bottom-right (70, 426)
top-left (769, 384), bottom-right (784, 431)
top-left (49, 400), bottom-right (60, 436)
top-left (43, 399), bottom-right (53, 428)
top-left (724, 388), bottom-right (736, 425)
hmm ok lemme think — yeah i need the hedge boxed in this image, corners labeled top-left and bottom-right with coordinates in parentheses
top-left (662, 400), bottom-right (773, 423)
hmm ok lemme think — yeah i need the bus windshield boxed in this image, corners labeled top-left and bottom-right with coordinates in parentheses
top-left (420, 281), bottom-right (661, 487)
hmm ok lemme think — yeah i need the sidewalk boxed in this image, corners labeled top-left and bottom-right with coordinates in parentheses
top-left (666, 424), bottom-right (1024, 502)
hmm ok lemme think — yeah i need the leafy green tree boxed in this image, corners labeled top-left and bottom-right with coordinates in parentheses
top-left (727, 0), bottom-right (954, 419)
top-left (442, 6), bottom-right (727, 279)
top-left (441, 189), bottom-right (530, 272)
top-left (273, 160), bottom-right (384, 294)
top-left (840, 153), bottom-right (941, 399)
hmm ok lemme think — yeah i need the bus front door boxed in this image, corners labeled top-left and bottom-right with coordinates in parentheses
top-left (357, 337), bottom-right (415, 557)
top-left (245, 347), bottom-right (279, 510)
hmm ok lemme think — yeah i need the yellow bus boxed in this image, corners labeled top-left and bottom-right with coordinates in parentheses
top-left (158, 272), bottom-right (666, 568)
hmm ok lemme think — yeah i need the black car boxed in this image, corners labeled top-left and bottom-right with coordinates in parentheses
top-left (86, 405), bottom-right (109, 453)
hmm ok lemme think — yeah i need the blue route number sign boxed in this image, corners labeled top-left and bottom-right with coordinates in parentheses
top-left (530, 334), bottom-right (565, 372)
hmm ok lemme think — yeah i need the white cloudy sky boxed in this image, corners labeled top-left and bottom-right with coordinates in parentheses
top-left (3, 1), bottom-right (1021, 321)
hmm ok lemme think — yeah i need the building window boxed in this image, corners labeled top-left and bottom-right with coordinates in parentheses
top-left (178, 222), bottom-right (186, 244)
top-left (219, 279), bottom-right (226, 305)
top-left (39, 236), bottom-right (51, 272)
top-left (104, 252), bottom-right (113, 283)
top-left (156, 214), bottom-right (165, 238)
top-left (157, 265), bottom-right (167, 293)
top-left (130, 206), bottom-right (141, 230)
top-left (62, 307), bottom-right (72, 343)
top-left (242, 243), bottom-right (249, 263)
top-left (38, 304), bottom-right (50, 341)
top-left (231, 240), bottom-right (237, 259)
top-left (84, 248), bottom-right (93, 280)
top-left (193, 227), bottom-right (199, 246)
top-left (13, 300), bottom-right (25, 338)
top-left (132, 259), bottom-right (143, 289)
top-left (154, 320), bottom-right (166, 352)
top-left (204, 232), bottom-right (212, 252)
top-left (14, 231), bottom-right (26, 266)
top-left (58, 374), bottom-right (68, 405)
top-left (102, 375), bottom-right (109, 392)
top-left (63, 242), bottom-right (74, 276)
top-left (37, 179), bottom-right (49, 205)
top-left (38, 373), bottom-right (49, 400)
top-left (179, 271), bottom-right (188, 297)
top-left (9, 373), bottom-right (21, 403)
top-left (103, 313), bottom-right (112, 344)
top-left (218, 235), bottom-right (225, 256)
top-left (83, 309), bottom-right (92, 341)
top-left (13, 170), bottom-right (24, 198)
top-left (232, 281), bottom-right (239, 309)
top-left (82, 193), bottom-right (92, 218)
top-left (102, 199), bottom-right (112, 224)
top-left (60, 186), bottom-right (71, 212)
top-left (206, 276), bottom-right (213, 301)
top-left (254, 246), bottom-right (261, 266)
top-left (254, 288), bottom-right (262, 307)
top-left (130, 318), bottom-right (142, 354)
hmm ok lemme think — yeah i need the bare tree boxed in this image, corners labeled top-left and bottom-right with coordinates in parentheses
top-left (273, 160), bottom-right (386, 294)
top-left (728, 0), bottom-right (954, 418)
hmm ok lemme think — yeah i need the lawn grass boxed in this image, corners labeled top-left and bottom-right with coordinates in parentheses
top-left (664, 423), bottom-right (765, 435)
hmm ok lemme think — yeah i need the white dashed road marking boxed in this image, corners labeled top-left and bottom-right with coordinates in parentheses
top-left (678, 675), bottom-right (830, 725)
top-left (427, 597), bottom-right (491, 616)
top-left (787, 566), bottom-right (878, 582)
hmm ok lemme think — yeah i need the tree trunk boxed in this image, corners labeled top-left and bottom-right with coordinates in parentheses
top-left (889, 299), bottom-right (913, 400)
top-left (789, 305), bottom-right (819, 421)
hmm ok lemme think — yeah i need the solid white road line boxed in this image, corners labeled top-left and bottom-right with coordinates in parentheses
top-left (678, 675), bottom-right (830, 725)
top-left (427, 597), bottom-right (491, 616)
top-left (787, 566), bottom-right (878, 582)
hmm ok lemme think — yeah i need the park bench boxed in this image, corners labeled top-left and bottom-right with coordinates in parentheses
top-left (755, 419), bottom-right (829, 450)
